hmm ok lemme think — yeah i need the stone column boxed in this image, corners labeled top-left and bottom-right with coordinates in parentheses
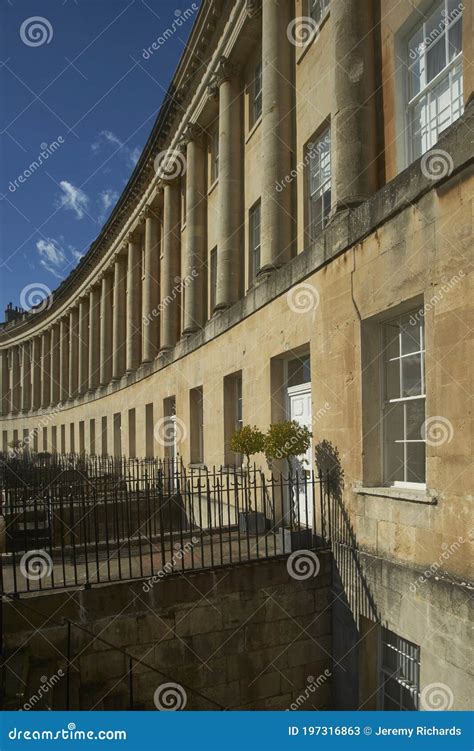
top-left (260, 0), bottom-right (293, 273)
top-left (182, 124), bottom-right (207, 332)
top-left (100, 272), bottom-right (113, 385)
top-left (160, 181), bottom-right (181, 351)
top-left (78, 298), bottom-right (89, 395)
top-left (59, 318), bottom-right (69, 403)
top-left (332, 0), bottom-right (377, 210)
top-left (141, 207), bottom-right (161, 361)
top-left (21, 342), bottom-right (31, 412)
top-left (215, 57), bottom-right (243, 310)
top-left (0, 349), bottom-right (9, 416)
top-left (10, 346), bottom-right (21, 414)
top-left (68, 308), bottom-right (79, 398)
top-left (50, 324), bottom-right (60, 405)
top-left (40, 331), bottom-right (51, 409)
top-left (88, 286), bottom-right (101, 390)
top-left (112, 254), bottom-right (127, 380)
top-left (31, 337), bottom-right (42, 410)
top-left (126, 234), bottom-right (142, 372)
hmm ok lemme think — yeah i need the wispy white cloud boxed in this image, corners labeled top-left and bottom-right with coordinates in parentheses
top-left (92, 130), bottom-right (141, 169)
top-left (36, 237), bottom-right (82, 278)
top-left (98, 188), bottom-right (119, 222)
top-left (55, 180), bottom-right (89, 219)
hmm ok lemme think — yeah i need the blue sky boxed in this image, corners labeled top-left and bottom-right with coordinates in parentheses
top-left (0, 0), bottom-right (200, 315)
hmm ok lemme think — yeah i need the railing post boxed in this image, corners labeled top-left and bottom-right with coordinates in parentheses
top-left (66, 620), bottom-right (71, 710)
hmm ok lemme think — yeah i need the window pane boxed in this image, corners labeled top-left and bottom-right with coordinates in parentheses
top-left (400, 317), bottom-right (421, 355)
top-left (430, 73), bottom-right (452, 136)
top-left (406, 399), bottom-right (425, 440)
top-left (402, 354), bottom-right (423, 396)
top-left (426, 37), bottom-right (447, 82)
top-left (385, 402), bottom-right (404, 442)
top-left (288, 355), bottom-right (311, 387)
top-left (411, 96), bottom-right (429, 158)
top-left (406, 441), bottom-right (426, 483)
top-left (425, 3), bottom-right (445, 48)
top-left (448, 19), bottom-right (462, 60)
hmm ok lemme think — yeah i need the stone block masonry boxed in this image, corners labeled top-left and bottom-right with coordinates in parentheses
top-left (3, 553), bottom-right (333, 710)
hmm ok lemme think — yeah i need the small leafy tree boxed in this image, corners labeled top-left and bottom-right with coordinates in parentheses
top-left (230, 425), bottom-right (265, 470)
top-left (230, 425), bottom-right (265, 513)
top-left (264, 420), bottom-right (312, 475)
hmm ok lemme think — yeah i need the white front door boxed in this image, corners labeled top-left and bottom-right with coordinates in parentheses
top-left (287, 383), bottom-right (313, 527)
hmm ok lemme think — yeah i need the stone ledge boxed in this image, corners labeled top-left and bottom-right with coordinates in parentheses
top-left (355, 485), bottom-right (438, 505)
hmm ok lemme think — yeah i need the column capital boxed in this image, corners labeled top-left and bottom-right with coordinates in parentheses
top-left (180, 122), bottom-right (204, 147)
top-left (214, 56), bottom-right (240, 86)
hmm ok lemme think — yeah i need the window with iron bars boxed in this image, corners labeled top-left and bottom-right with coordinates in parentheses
top-left (380, 626), bottom-right (420, 710)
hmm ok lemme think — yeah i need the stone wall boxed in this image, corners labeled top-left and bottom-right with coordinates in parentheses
top-left (3, 553), bottom-right (333, 710)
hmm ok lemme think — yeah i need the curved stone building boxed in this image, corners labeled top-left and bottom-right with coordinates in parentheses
top-left (1, 0), bottom-right (473, 709)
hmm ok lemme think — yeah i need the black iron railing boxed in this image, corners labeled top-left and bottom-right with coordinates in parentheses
top-left (0, 455), bottom-right (331, 596)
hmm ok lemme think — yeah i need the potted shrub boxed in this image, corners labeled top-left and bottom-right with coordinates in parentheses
top-left (264, 420), bottom-right (313, 550)
top-left (229, 425), bottom-right (268, 534)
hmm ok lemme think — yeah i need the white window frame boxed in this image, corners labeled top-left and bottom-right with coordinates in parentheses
top-left (250, 62), bottom-right (262, 127)
top-left (210, 128), bottom-right (219, 184)
top-left (405, 0), bottom-right (464, 163)
top-left (249, 200), bottom-right (261, 281)
top-left (381, 313), bottom-right (426, 489)
top-left (307, 126), bottom-right (331, 243)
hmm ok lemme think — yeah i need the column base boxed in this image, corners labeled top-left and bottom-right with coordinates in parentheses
top-left (181, 326), bottom-right (199, 336)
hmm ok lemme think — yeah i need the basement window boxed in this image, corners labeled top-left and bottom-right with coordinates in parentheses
top-left (380, 627), bottom-right (420, 710)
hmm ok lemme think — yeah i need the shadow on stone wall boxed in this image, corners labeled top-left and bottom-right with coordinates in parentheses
top-left (315, 440), bottom-right (380, 710)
